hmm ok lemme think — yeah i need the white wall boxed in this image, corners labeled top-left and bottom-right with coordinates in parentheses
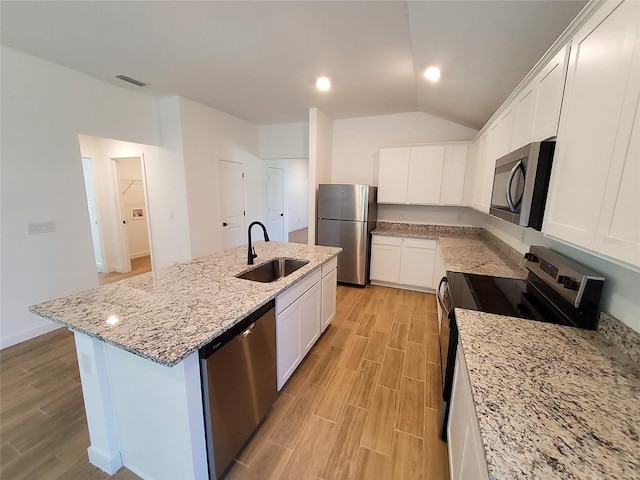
top-left (177, 96), bottom-right (264, 259)
top-left (331, 112), bottom-right (478, 186)
top-left (308, 108), bottom-right (334, 244)
top-left (482, 214), bottom-right (640, 333)
top-left (378, 205), bottom-right (483, 227)
top-left (0, 46), bottom-right (171, 348)
top-left (287, 158), bottom-right (309, 232)
top-left (259, 122), bottom-right (309, 159)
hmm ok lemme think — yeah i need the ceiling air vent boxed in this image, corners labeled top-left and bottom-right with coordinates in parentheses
top-left (115, 74), bottom-right (147, 87)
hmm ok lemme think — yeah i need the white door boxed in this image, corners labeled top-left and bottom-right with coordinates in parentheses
top-left (81, 158), bottom-right (105, 272)
top-left (441, 145), bottom-right (468, 205)
top-left (378, 148), bottom-right (410, 203)
top-left (113, 159), bottom-right (132, 273)
top-left (219, 160), bottom-right (246, 249)
top-left (267, 167), bottom-right (285, 242)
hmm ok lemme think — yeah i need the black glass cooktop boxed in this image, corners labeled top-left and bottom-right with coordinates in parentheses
top-left (446, 271), bottom-right (571, 326)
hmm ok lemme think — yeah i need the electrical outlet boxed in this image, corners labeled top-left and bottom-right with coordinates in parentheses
top-left (400, 211), bottom-right (405, 220)
top-left (169, 211), bottom-right (174, 220)
top-left (520, 229), bottom-right (526, 242)
top-left (457, 212), bottom-right (463, 223)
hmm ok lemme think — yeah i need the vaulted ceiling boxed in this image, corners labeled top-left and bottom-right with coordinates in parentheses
top-left (1, 1), bottom-right (587, 129)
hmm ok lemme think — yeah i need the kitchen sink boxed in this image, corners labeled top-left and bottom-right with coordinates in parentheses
top-left (236, 258), bottom-right (309, 283)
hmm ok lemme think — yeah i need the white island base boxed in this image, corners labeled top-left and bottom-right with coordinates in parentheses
top-left (74, 332), bottom-right (208, 479)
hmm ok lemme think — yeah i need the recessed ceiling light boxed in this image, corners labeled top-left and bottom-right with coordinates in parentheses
top-left (316, 77), bottom-right (331, 91)
top-left (423, 67), bottom-right (441, 82)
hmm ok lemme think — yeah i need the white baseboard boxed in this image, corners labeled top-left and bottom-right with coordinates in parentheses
top-left (0, 322), bottom-right (62, 349)
top-left (370, 280), bottom-right (435, 294)
top-left (130, 250), bottom-right (150, 259)
top-left (87, 446), bottom-right (123, 475)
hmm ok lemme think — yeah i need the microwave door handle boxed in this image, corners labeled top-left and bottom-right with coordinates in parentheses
top-left (506, 160), bottom-right (523, 212)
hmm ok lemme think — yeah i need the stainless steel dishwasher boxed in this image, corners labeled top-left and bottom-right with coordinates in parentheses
top-left (199, 300), bottom-right (277, 479)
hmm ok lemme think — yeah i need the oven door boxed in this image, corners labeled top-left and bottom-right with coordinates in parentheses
top-left (437, 276), bottom-right (457, 441)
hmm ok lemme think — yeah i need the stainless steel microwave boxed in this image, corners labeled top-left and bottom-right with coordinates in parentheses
top-left (490, 141), bottom-right (555, 230)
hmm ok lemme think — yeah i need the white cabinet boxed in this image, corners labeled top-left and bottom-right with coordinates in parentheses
top-left (370, 236), bottom-right (402, 283)
top-left (511, 46), bottom-right (569, 150)
top-left (371, 235), bottom-right (436, 291)
top-left (441, 145), bottom-right (469, 205)
top-left (276, 268), bottom-right (322, 390)
top-left (378, 147), bottom-right (411, 203)
top-left (378, 143), bottom-right (469, 206)
top-left (531, 46), bottom-right (569, 142)
top-left (544, 0), bottom-right (640, 267)
top-left (448, 345), bottom-right (489, 480)
top-left (407, 146), bottom-right (446, 204)
top-left (321, 259), bottom-right (337, 332)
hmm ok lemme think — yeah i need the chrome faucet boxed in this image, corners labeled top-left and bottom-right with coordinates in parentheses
top-left (247, 221), bottom-right (270, 264)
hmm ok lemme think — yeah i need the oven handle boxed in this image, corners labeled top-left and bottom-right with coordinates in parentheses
top-left (437, 276), bottom-right (450, 317)
top-left (506, 160), bottom-right (524, 212)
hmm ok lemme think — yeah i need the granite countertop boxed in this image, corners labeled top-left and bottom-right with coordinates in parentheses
top-left (456, 309), bottom-right (640, 480)
top-left (30, 242), bottom-right (341, 367)
top-left (372, 223), bottom-right (527, 279)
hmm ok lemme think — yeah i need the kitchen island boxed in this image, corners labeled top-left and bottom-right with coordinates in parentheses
top-left (30, 241), bottom-right (341, 480)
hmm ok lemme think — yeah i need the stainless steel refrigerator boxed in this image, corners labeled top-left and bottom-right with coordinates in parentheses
top-left (317, 184), bottom-right (378, 286)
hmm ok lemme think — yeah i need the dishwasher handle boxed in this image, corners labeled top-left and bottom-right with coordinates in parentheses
top-left (199, 300), bottom-right (275, 359)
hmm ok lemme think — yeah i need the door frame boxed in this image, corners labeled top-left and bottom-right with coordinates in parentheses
top-left (81, 157), bottom-right (106, 272)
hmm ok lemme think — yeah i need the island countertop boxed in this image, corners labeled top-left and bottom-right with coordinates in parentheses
top-left (30, 242), bottom-right (341, 367)
top-left (455, 309), bottom-right (640, 480)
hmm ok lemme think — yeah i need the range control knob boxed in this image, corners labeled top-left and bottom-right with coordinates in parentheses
top-left (557, 275), bottom-right (568, 284)
top-left (562, 276), bottom-right (579, 290)
top-left (524, 253), bottom-right (538, 262)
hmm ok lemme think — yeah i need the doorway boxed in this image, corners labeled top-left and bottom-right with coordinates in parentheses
top-left (286, 158), bottom-right (309, 244)
top-left (267, 166), bottom-right (285, 242)
top-left (80, 154), bottom-right (153, 285)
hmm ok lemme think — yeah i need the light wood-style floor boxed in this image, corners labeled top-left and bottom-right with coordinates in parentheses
top-left (0, 329), bottom-right (139, 479)
top-left (0, 284), bottom-right (448, 480)
top-left (288, 228), bottom-right (308, 245)
top-left (97, 255), bottom-right (152, 285)
top-left (227, 284), bottom-right (449, 480)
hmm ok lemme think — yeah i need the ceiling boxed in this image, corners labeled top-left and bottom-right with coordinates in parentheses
top-left (0, 1), bottom-right (587, 129)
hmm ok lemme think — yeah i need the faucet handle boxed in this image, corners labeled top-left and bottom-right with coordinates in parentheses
top-left (251, 246), bottom-right (257, 259)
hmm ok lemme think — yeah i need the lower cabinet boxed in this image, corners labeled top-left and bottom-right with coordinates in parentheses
top-left (321, 264), bottom-right (337, 332)
top-left (371, 235), bottom-right (436, 291)
top-left (448, 345), bottom-right (489, 480)
top-left (276, 258), bottom-right (337, 391)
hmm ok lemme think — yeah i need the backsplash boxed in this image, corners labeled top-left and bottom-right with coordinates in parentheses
top-left (375, 222), bottom-right (482, 236)
top-left (480, 229), bottom-right (527, 270)
top-left (598, 312), bottom-right (640, 365)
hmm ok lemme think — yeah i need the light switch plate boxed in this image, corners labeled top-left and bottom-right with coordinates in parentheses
top-left (27, 221), bottom-right (56, 234)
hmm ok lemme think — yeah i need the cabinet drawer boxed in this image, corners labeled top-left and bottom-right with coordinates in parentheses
top-left (322, 257), bottom-right (338, 277)
top-left (372, 235), bottom-right (402, 246)
top-left (276, 268), bottom-right (321, 315)
top-left (403, 238), bottom-right (436, 249)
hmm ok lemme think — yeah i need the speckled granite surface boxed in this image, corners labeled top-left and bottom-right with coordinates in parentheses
top-left (599, 312), bottom-right (640, 365)
top-left (30, 242), bottom-right (341, 367)
top-left (372, 223), bottom-right (527, 279)
top-left (456, 309), bottom-right (640, 480)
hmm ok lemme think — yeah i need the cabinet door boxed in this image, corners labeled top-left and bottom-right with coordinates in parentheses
top-left (531, 46), bottom-right (569, 141)
top-left (370, 242), bottom-right (402, 283)
top-left (321, 268), bottom-right (337, 331)
top-left (441, 145), bottom-right (468, 205)
top-left (594, 94), bottom-right (640, 267)
top-left (378, 148), bottom-right (410, 203)
top-left (462, 141), bottom-right (478, 207)
top-left (407, 146), bottom-right (445, 204)
top-left (300, 281), bottom-right (321, 356)
top-left (511, 83), bottom-right (537, 150)
top-left (544, 0), bottom-right (639, 249)
top-left (477, 132), bottom-right (492, 214)
top-left (276, 300), bottom-right (302, 390)
top-left (399, 240), bottom-right (436, 289)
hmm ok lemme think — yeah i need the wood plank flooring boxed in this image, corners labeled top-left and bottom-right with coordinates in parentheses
top-left (288, 228), bottom-right (308, 245)
top-left (97, 255), bottom-right (152, 285)
top-left (0, 284), bottom-right (448, 480)
top-left (0, 329), bottom-right (139, 479)
top-left (228, 284), bottom-right (449, 480)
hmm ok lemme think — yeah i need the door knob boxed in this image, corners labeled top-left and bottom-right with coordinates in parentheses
top-left (280, 213), bottom-right (283, 217)
top-left (222, 222), bottom-right (228, 227)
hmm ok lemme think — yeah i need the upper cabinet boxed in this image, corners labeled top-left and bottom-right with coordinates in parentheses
top-left (378, 143), bottom-right (468, 206)
top-left (531, 46), bottom-right (569, 142)
top-left (544, 0), bottom-right (640, 267)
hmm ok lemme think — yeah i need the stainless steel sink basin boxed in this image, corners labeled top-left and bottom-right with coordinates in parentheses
top-left (236, 258), bottom-right (309, 283)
